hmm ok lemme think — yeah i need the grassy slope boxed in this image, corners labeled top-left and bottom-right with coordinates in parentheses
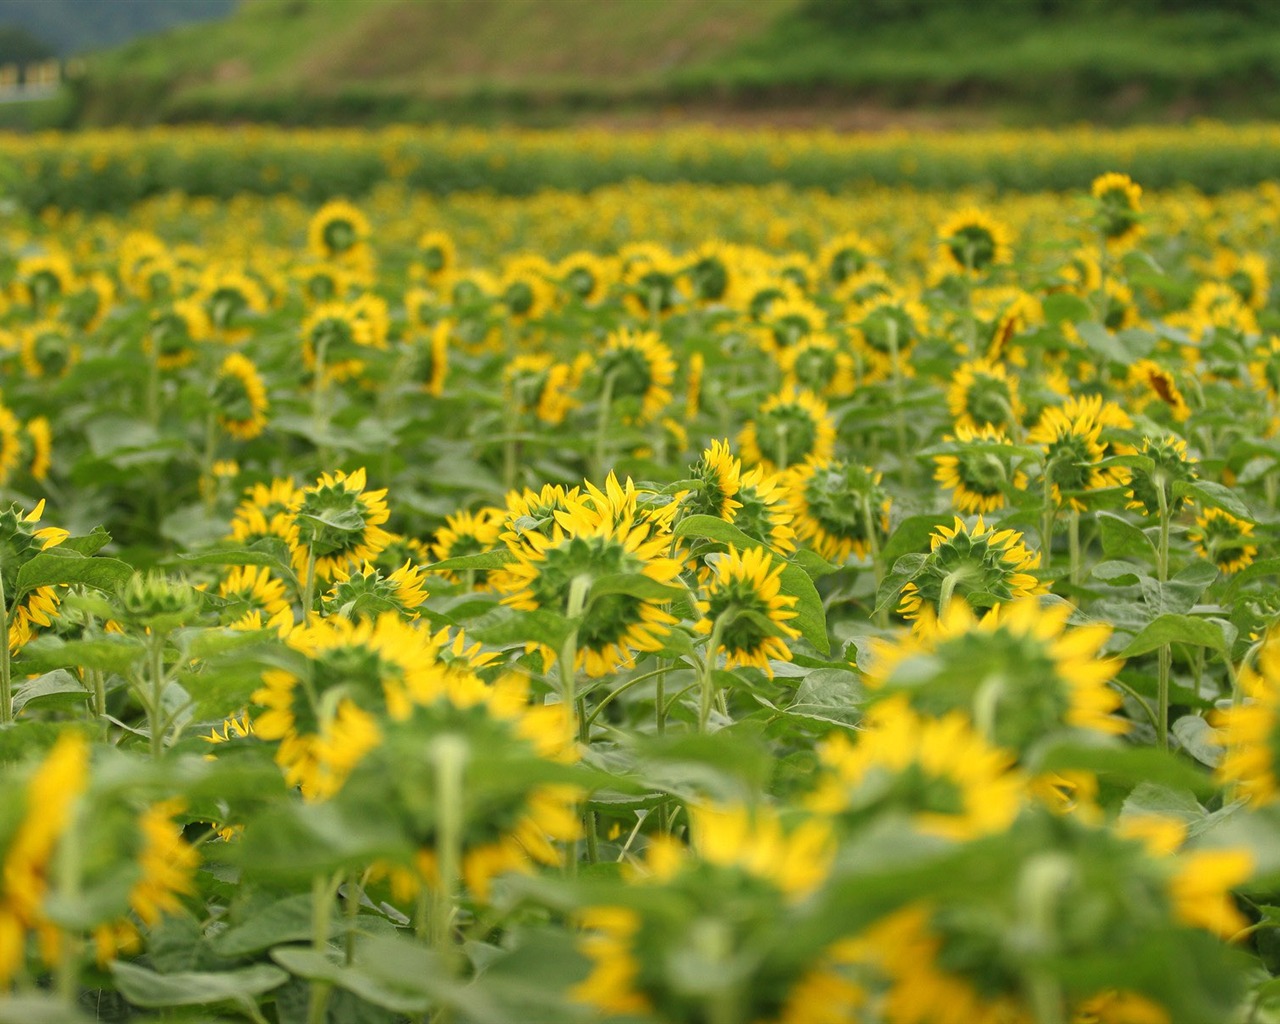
top-left (78, 0), bottom-right (1280, 125)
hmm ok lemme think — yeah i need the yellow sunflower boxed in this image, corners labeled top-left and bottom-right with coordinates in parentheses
top-left (695, 544), bottom-right (801, 677)
top-left (1128, 359), bottom-right (1190, 423)
top-left (288, 468), bottom-right (393, 582)
top-left (788, 458), bottom-right (891, 564)
top-left (1027, 403), bottom-right (1108, 511)
top-left (936, 208), bottom-right (1013, 275)
top-left (933, 423), bottom-right (1028, 515)
top-left (1188, 507), bottom-right (1257, 575)
top-left (1091, 171), bottom-right (1144, 248)
top-left (212, 353), bottom-right (269, 441)
top-left (595, 328), bottom-right (676, 426)
top-left (739, 385), bottom-right (837, 473)
top-left (946, 358), bottom-right (1023, 434)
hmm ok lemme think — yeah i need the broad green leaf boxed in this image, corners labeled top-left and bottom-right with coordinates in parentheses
top-left (0, 997), bottom-right (91, 1023)
top-left (474, 608), bottom-right (576, 651)
top-left (1173, 714), bottom-right (1224, 768)
top-left (674, 513), bottom-right (775, 553)
top-left (1120, 614), bottom-right (1229, 657)
top-left (212, 894), bottom-right (317, 956)
top-left (779, 562), bottom-right (830, 655)
top-left (588, 572), bottom-right (686, 602)
top-left (109, 961), bottom-right (288, 1008)
top-left (18, 634), bottom-right (146, 674)
top-left (12, 670), bottom-right (89, 715)
top-left (879, 514), bottom-right (953, 567)
top-left (425, 549), bottom-right (512, 573)
top-left (1176, 480), bottom-right (1255, 522)
top-left (14, 552), bottom-right (133, 599)
top-left (1096, 511), bottom-right (1154, 560)
top-left (1033, 741), bottom-right (1215, 796)
top-left (785, 669), bottom-right (863, 726)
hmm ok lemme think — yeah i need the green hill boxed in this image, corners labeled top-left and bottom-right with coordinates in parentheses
top-left (73, 0), bottom-right (1280, 126)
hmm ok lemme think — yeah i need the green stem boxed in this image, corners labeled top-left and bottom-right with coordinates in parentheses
top-left (343, 871), bottom-right (360, 966)
top-left (311, 335), bottom-right (332, 466)
top-left (1068, 507), bottom-right (1082, 587)
top-left (1156, 478), bottom-right (1171, 749)
top-left (0, 568), bottom-right (11, 727)
top-left (302, 548), bottom-right (318, 625)
top-left (577, 696), bottom-right (599, 865)
top-left (861, 496), bottom-right (887, 628)
top-left (588, 665), bottom-right (671, 727)
top-left (54, 798), bottom-right (83, 1009)
top-left (593, 371), bottom-right (617, 481)
top-left (1112, 676), bottom-right (1160, 734)
top-left (699, 612), bottom-right (731, 733)
top-left (307, 872), bottom-right (338, 1024)
top-left (200, 412), bottom-right (218, 514)
top-left (148, 631), bottom-right (166, 760)
top-left (886, 318), bottom-right (911, 485)
top-left (431, 734), bottom-right (467, 987)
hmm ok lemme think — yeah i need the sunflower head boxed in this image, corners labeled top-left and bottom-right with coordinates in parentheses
top-left (937, 208), bottom-right (1013, 275)
top-left (415, 229), bottom-right (456, 279)
top-left (1027, 404), bottom-right (1108, 511)
top-left (738, 385), bottom-right (836, 473)
top-left (897, 517), bottom-right (1044, 621)
top-left (20, 321), bottom-right (79, 380)
top-left (683, 439), bottom-right (743, 521)
top-left (594, 329), bottom-right (676, 426)
top-left (308, 199), bottom-right (370, 260)
top-left (789, 458), bottom-right (890, 564)
top-left (1124, 436), bottom-right (1197, 518)
top-left (819, 231), bottom-right (877, 285)
top-left (1214, 633), bottom-right (1280, 805)
top-left (212, 353), bottom-right (269, 441)
top-left (147, 301), bottom-right (210, 370)
top-left (778, 333), bottom-right (855, 398)
top-left (934, 424), bottom-right (1027, 515)
top-left (118, 570), bottom-right (203, 631)
top-left (696, 544), bottom-right (800, 677)
top-left (947, 358), bottom-right (1023, 434)
top-left (1188, 507), bottom-right (1256, 575)
top-left (1091, 172), bottom-right (1144, 246)
top-left (1128, 359), bottom-right (1191, 423)
top-left (289, 468), bottom-right (393, 581)
top-left (326, 560), bottom-right (427, 620)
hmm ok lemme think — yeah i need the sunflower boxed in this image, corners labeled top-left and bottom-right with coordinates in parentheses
top-left (217, 564), bottom-right (293, 633)
top-left (294, 261), bottom-right (352, 306)
top-left (1212, 248), bottom-right (1270, 311)
top-left (413, 229), bottom-right (456, 282)
top-left (937, 208), bottom-right (1013, 275)
top-left (0, 731), bottom-right (88, 986)
top-left (818, 231), bottom-right (877, 286)
top-left (975, 286), bottom-right (1043, 361)
top-left (789, 458), bottom-right (891, 564)
top-left (289, 468), bottom-right (393, 582)
top-left (777, 333), bottom-right (856, 398)
top-left (504, 354), bottom-right (577, 426)
top-left (499, 483), bottom-right (584, 555)
top-left (14, 251), bottom-right (75, 313)
top-left (61, 271), bottom-right (115, 333)
top-left (1091, 171), bottom-right (1144, 248)
top-left (228, 477), bottom-right (303, 545)
top-left (1027, 403), bottom-right (1108, 511)
top-left (733, 465), bottom-right (798, 557)
top-left (1188, 507), bottom-right (1257, 575)
top-left (759, 295), bottom-right (827, 354)
top-left (556, 250), bottom-right (613, 305)
top-left (496, 502), bottom-right (681, 678)
top-left (327, 560), bottom-right (428, 620)
top-left (1128, 359), bottom-right (1191, 423)
top-left (685, 351), bottom-right (704, 420)
top-left (946, 358), bottom-right (1024, 434)
top-left (0, 406), bottom-right (21, 488)
top-left (300, 300), bottom-right (386, 383)
top-left (24, 416), bottom-right (50, 482)
top-left (695, 545), bottom-right (800, 677)
top-left (866, 598), bottom-right (1127, 753)
top-left (212, 353), bottom-right (269, 441)
top-left (621, 243), bottom-right (685, 318)
top-left (807, 694), bottom-right (1025, 841)
top-left (739, 385), bottom-right (837, 473)
top-left (897, 517), bottom-right (1044, 621)
top-left (846, 292), bottom-right (926, 383)
top-left (683, 240), bottom-right (740, 304)
top-left (20, 321), bottom-right (80, 380)
top-left (1214, 633), bottom-right (1280, 805)
top-left (1251, 335), bottom-right (1280, 402)
top-left (430, 507), bottom-right (504, 588)
top-left (405, 319), bottom-right (449, 396)
top-left (934, 424), bottom-right (1028, 515)
top-left (683, 439), bottom-right (743, 521)
top-left (195, 265), bottom-right (269, 341)
top-left (594, 329), bottom-right (676, 426)
top-left (0, 500), bottom-right (68, 654)
top-left (1125, 436), bottom-right (1197, 518)
top-left (145, 300), bottom-right (211, 371)
top-left (104, 798), bottom-right (199, 954)
top-left (308, 199), bottom-right (371, 262)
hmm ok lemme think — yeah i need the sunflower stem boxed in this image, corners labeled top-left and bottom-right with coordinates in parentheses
top-left (307, 871), bottom-right (340, 1024)
top-left (593, 370), bottom-right (618, 482)
top-left (343, 871), bottom-right (361, 966)
top-left (1068, 507), bottom-right (1082, 587)
top-left (200, 412), bottom-right (218, 513)
top-left (302, 548), bottom-right (318, 624)
top-left (147, 630), bottom-right (167, 760)
top-left (886, 318), bottom-right (911, 486)
top-left (699, 612), bottom-right (731, 733)
top-left (311, 334), bottom-right (332, 467)
top-left (861, 495), bottom-right (887, 627)
top-left (589, 664), bottom-right (671, 727)
top-left (146, 326), bottom-right (162, 427)
top-left (431, 734), bottom-right (467, 986)
top-left (1156, 476), bottom-right (1171, 749)
top-left (0, 567), bottom-right (11, 727)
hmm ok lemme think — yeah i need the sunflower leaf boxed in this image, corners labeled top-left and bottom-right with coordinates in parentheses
top-left (779, 562), bottom-right (830, 655)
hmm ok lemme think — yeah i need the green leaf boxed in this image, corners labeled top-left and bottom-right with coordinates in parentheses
top-left (674, 513), bottom-right (775, 553)
top-left (588, 572), bottom-right (685, 602)
top-left (1176, 480), bottom-right (1255, 523)
top-left (1173, 715), bottom-right (1224, 768)
top-left (12, 670), bottom-right (89, 715)
top-left (174, 626), bottom-right (273, 661)
top-left (1096, 511), bottom-right (1154, 560)
top-left (212, 894), bottom-right (320, 957)
top-left (0, 997), bottom-right (91, 1023)
top-left (109, 961), bottom-right (288, 1009)
top-left (778, 562), bottom-right (830, 655)
top-left (425, 550), bottom-right (512, 573)
top-left (879, 514), bottom-right (953, 567)
top-left (14, 552), bottom-right (133, 598)
top-left (785, 668), bottom-right (864, 726)
top-left (1033, 741), bottom-right (1215, 797)
top-left (18, 634), bottom-right (146, 674)
top-left (176, 548), bottom-right (294, 571)
top-left (1120, 614), bottom-right (1229, 657)
top-left (59, 526), bottom-right (112, 557)
top-left (875, 553), bottom-right (927, 616)
top-left (1042, 293), bottom-right (1094, 326)
top-left (789, 548), bottom-right (841, 580)
top-left (1225, 556), bottom-right (1280, 596)
top-left (473, 608), bottom-right (576, 651)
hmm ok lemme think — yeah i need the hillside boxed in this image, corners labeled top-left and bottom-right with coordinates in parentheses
top-left (73, 0), bottom-right (1280, 127)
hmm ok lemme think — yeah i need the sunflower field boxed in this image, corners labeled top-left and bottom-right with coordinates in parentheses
top-left (3, 129), bottom-right (1280, 1024)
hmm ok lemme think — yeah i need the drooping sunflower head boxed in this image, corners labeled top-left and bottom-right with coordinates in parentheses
top-left (212, 353), bottom-right (269, 442)
top-left (1124, 435), bottom-right (1197, 518)
top-left (20, 321), bottom-right (80, 380)
top-left (738, 385), bottom-right (836, 473)
top-left (733, 465), bottom-right (798, 558)
top-left (897, 517), bottom-right (1044, 622)
top-left (621, 243), bottom-right (685, 318)
top-left (933, 423), bottom-right (1027, 515)
top-left (15, 251), bottom-right (75, 313)
top-left (806, 694), bottom-right (1025, 841)
top-left (499, 483), bottom-right (584, 555)
top-left (1091, 172), bottom-right (1144, 247)
top-left (867, 598), bottom-right (1127, 755)
top-left (500, 255), bottom-right (556, 322)
top-left (696, 544), bottom-right (800, 677)
top-left (60, 271), bottom-right (115, 333)
top-left (295, 261), bottom-right (352, 306)
top-left (1027, 403), bottom-right (1108, 511)
top-left (288, 468), bottom-right (393, 581)
top-left (683, 240), bottom-right (739, 304)
top-left (496, 507), bottom-right (681, 678)
top-left (683, 439), bottom-right (743, 522)
top-left (405, 319), bottom-right (450, 396)
top-left (1128, 359), bottom-right (1191, 423)
top-left (594, 329), bottom-right (676, 426)
top-left (937, 208), bottom-right (1013, 275)
top-left (228, 477), bottom-right (304, 545)
top-left (430, 507), bottom-right (504, 588)
top-left (819, 231), bottom-right (877, 286)
top-left (946, 358), bottom-right (1023, 434)
top-left (146, 300), bottom-right (210, 370)
top-left (789, 458), bottom-right (891, 565)
top-left (1188, 507), bottom-right (1257, 575)
top-left (326, 560), bottom-right (428, 621)
top-left (196, 265), bottom-right (268, 337)
top-left (308, 199), bottom-right (371, 261)
top-left (777, 333), bottom-right (856, 398)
